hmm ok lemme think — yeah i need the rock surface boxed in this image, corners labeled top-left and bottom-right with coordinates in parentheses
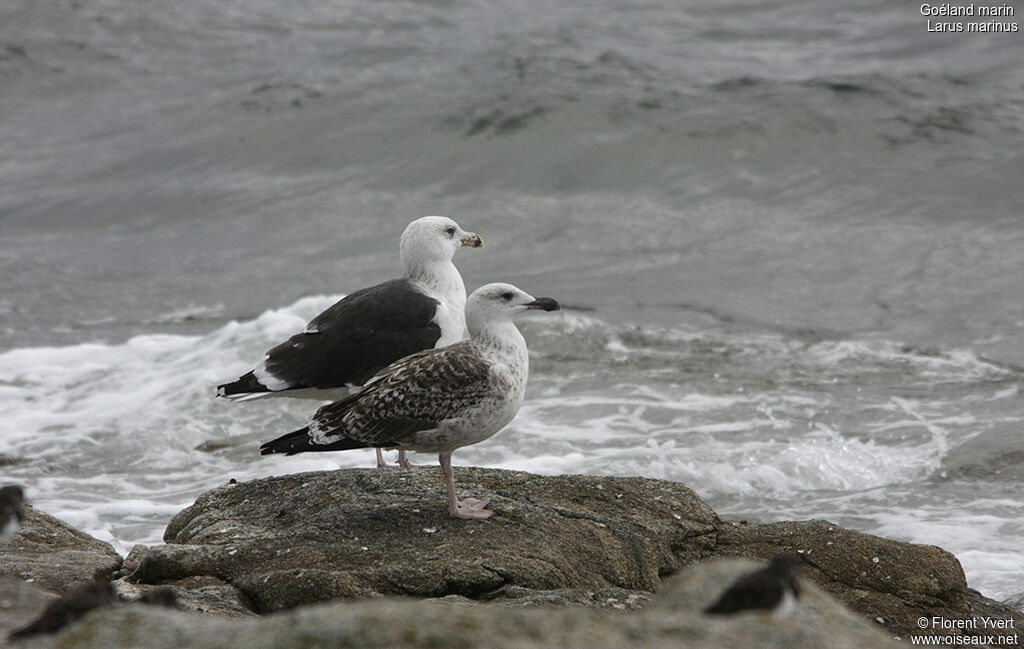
top-left (0, 577), bottom-right (59, 645)
top-left (0, 506), bottom-right (124, 647)
top-left (3, 468), bottom-right (1022, 648)
top-left (0, 506), bottom-right (123, 596)
top-left (137, 468), bottom-right (719, 613)
top-left (27, 559), bottom-right (909, 649)
top-left (122, 467), bottom-right (1024, 643)
top-left (714, 519), bottom-right (986, 640)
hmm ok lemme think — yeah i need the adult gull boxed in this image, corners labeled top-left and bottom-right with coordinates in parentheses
top-left (218, 216), bottom-right (483, 468)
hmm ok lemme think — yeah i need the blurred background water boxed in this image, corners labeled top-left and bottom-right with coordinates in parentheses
top-left (1, 0), bottom-right (1022, 605)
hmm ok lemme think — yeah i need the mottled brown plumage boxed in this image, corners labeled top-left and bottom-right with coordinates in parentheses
top-left (309, 342), bottom-right (495, 448)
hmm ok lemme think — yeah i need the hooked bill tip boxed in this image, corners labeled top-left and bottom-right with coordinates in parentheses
top-left (526, 297), bottom-right (560, 312)
top-left (461, 233), bottom-right (484, 248)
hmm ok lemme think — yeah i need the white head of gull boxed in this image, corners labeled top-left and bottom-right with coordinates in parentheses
top-left (260, 282), bottom-right (560, 520)
top-left (399, 215), bottom-right (480, 335)
top-left (218, 216), bottom-right (482, 469)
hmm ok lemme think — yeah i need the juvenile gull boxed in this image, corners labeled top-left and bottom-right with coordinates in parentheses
top-left (218, 216), bottom-right (483, 468)
top-left (259, 283), bottom-right (560, 519)
top-left (704, 555), bottom-right (802, 618)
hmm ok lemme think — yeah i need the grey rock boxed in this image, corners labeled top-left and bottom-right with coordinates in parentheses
top-left (133, 468), bottom-right (718, 613)
top-left (5, 468), bottom-right (1022, 648)
top-left (0, 577), bottom-right (59, 645)
top-left (126, 467), bottom-right (1022, 643)
top-left (37, 558), bottom-right (906, 649)
top-left (0, 506), bottom-right (122, 595)
top-left (487, 585), bottom-right (652, 609)
top-left (715, 519), bottom-right (966, 609)
top-left (112, 576), bottom-right (255, 618)
top-left (113, 545), bottom-right (150, 581)
top-left (965, 588), bottom-right (1024, 644)
top-left (714, 519), bottom-right (1024, 642)
top-left (8, 579), bottom-right (115, 640)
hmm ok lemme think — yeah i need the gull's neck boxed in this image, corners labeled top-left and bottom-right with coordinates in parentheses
top-left (404, 257), bottom-right (468, 336)
top-left (469, 319), bottom-right (528, 369)
top-left (405, 258), bottom-right (465, 299)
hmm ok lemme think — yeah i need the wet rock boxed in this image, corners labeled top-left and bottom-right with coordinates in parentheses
top-left (37, 558), bottom-right (905, 649)
top-left (5, 468), bottom-right (1022, 647)
top-left (0, 506), bottom-right (122, 595)
top-left (112, 576), bottom-right (255, 618)
top-left (714, 519), bottom-right (974, 639)
top-left (125, 467), bottom-right (1023, 642)
top-left (0, 577), bottom-right (59, 644)
top-left (712, 519), bottom-right (1024, 641)
top-left (134, 468), bottom-right (719, 613)
top-left (486, 585), bottom-right (652, 609)
top-left (8, 579), bottom-right (115, 640)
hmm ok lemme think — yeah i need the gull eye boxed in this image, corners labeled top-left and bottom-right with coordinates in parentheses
top-left (500, 292), bottom-right (514, 301)
top-left (445, 226), bottom-right (456, 236)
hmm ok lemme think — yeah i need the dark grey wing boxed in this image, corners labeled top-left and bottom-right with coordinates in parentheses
top-left (262, 278), bottom-right (443, 389)
top-left (309, 341), bottom-right (494, 447)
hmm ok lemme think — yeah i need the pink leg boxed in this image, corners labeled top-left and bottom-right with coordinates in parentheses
top-left (439, 452), bottom-right (491, 519)
top-left (376, 449), bottom-right (414, 469)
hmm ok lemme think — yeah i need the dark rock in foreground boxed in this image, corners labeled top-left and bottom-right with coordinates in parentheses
top-left (45, 559), bottom-right (908, 649)
top-left (0, 577), bottom-right (59, 645)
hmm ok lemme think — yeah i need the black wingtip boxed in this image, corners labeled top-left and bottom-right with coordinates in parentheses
top-left (259, 428), bottom-right (310, 456)
top-left (260, 426), bottom-right (378, 456)
top-left (217, 371), bottom-right (272, 399)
